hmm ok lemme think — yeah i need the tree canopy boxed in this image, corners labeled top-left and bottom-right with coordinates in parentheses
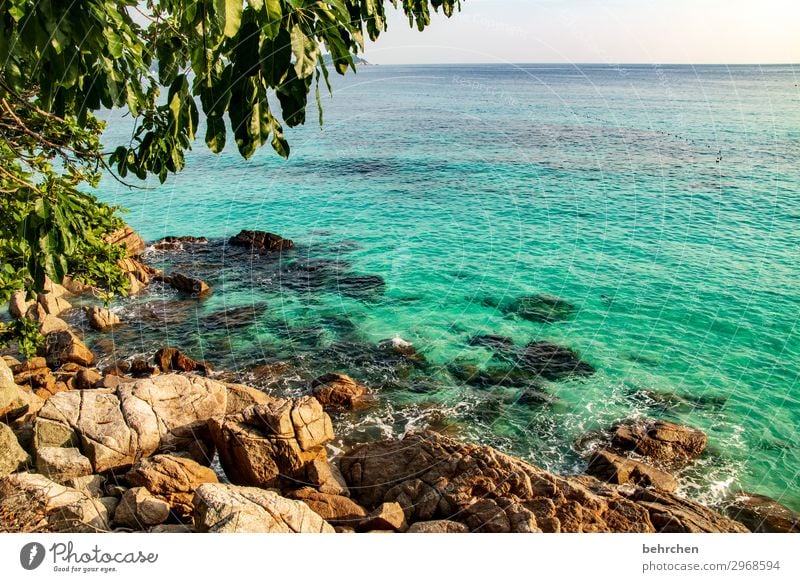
top-left (0, 0), bottom-right (462, 350)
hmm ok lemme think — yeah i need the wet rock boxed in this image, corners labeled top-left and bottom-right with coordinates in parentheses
top-left (105, 224), bottom-right (146, 257)
top-left (311, 373), bottom-right (370, 410)
top-left (229, 230), bottom-right (294, 252)
top-left (337, 274), bottom-right (386, 299)
top-left (407, 520), bottom-right (469, 533)
top-left (103, 361), bottom-right (131, 377)
top-left (161, 273), bottom-right (211, 297)
top-left (586, 449), bottom-right (678, 492)
top-left (503, 294), bottom-right (576, 323)
top-left (35, 447), bottom-right (93, 483)
top-left (152, 235), bottom-right (208, 250)
top-left (287, 488), bottom-right (367, 525)
top-left (117, 258), bottom-right (155, 295)
top-left (193, 483), bottom-right (334, 533)
top-left (209, 396), bottom-right (333, 489)
top-left (75, 369), bottom-right (102, 390)
top-left (468, 335), bottom-right (515, 350)
top-left (725, 492), bottom-right (799, 533)
top-left (517, 341), bottom-right (594, 380)
top-left (44, 330), bottom-right (94, 368)
top-left (154, 347), bottom-right (211, 374)
top-left (448, 361), bottom-right (539, 388)
top-left (0, 422), bottom-right (30, 475)
top-left (340, 431), bottom-right (746, 533)
top-left (130, 358), bottom-right (157, 378)
top-left (248, 361), bottom-right (296, 387)
top-left (378, 337), bottom-right (425, 363)
top-left (125, 454), bottom-right (218, 521)
top-left (0, 472), bottom-right (111, 532)
top-left (85, 306), bottom-right (122, 331)
top-left (34, 374), bottom-right (227, 472)
top-left (114, 487), bottom-right (170, 529)
top-left (611, 419), bottom-right (707, 470)
top-left (200, 303), bottom-right (266, 331)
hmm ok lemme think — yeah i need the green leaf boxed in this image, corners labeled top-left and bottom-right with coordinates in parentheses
top-left (290, 26), bottom-right (318, 79)
top-left (260, 28), bottom-right (292, 87)
top-left (215, 0), bottom-right (243, 38)
top-left (206, 115), bottom-right (227, 153)
top-left (263, 0), bottom-right (282, 39)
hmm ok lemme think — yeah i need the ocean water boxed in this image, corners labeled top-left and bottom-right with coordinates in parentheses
top-left (95, 64), bottom-right (800, 511)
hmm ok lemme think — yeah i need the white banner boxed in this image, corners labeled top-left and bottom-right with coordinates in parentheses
top-left (0, 533), bottom-right (797, 582)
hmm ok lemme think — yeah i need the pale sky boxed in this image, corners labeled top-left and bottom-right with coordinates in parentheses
top-left (364, 0), bottom-right (800, 64)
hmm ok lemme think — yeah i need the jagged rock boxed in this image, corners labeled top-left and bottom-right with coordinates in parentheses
top-left (0, 422), bottom-right (30, 475)
top-left (35, 447), bottom-right (92, 483)
top-left (38, 314), bottom-right (69, 336)
top-left (34, 374), bottom-right (227, 472)
top-left (44, 330), bottom-right (94, 367)
top-left (360, 501), bottom-right (408, 532)
top-left (1, 358), bottom-right (41, 422)
top-left (130, 358), bottom-right (157, 378)
top-left (125, 454), bottom-right (218, 521)
top-left (116, 258), bottom-right (153, 295)
top-left (407, 520), bottom-right (470, 533)
top-left (611, 419), bottom-right (707, 470)
top-left (725, 492), bottom-right (799, 533)
top-left (0, 472), bottom-right (110, 532)
top-left (586, 448), bottom-right (678, 492)
top-left (65, 475), bottom-right (106, 498)
top-left (154, 347), bottom-right (211, 374)
top-left (105, 225), bottom-right (145, 257)
top-left (162, 273), bottom-right (211, 297)
top-left (224, 383), bottom-right (271, 415)
top-left (377, 337), bottom-right (425, 363)
top-left (38, 292), bottom-right (72, 317)
top-left (114, 487), bottom-right (170, 529)
top-left (193, 483), bottom-right (334, 533)
top-left (229, 230), bottom-right (294, 252)
top-left (311, 373), bottom-right (370, 410)
top-left (152, 235), bottom-right (208, 250)
top-left (85, 306), bottom-right (122, 331)
top-left (340, 431), bottom-right (746, 533)
top-left (287, 488), bottom-right (368, 525)
top-left (9, 291), bottom-right (33, 319)
top-left (74, 369), bottom-right (102, 390)
top-left (305, 458), bottom-right (350, 496)
top-left (11, 357), bottom-right (48, 374)
top-left (209, 396), bottom-right (333, 489)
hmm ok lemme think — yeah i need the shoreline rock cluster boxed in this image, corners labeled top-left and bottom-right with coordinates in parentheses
top-left (1, 226), bottom-right (798, 534)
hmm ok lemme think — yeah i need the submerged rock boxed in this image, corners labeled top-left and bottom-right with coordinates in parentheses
top-left (611, 419), bottom-right (707, 470)
top-left (725, 492), bottom-right (799, 533)
top-left (229, 230), bottom-right (294, 252)
top-left (154, 347), bottom-right (211, 374)
top-left (517, 341), bottom-right (595, 380)
top-left (503, 294), bottom-right (576, 323)
top-left (467, 334), bottom-right (515, 350)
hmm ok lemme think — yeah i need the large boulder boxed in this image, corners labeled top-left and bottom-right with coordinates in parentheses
top-left (0, 422), bottom-right (30, 475)
top-left (34, 374), bottom-right (227, 472)
top-left (114, 487), bottom-right (170, 529)
top-left (1, 359), bottom-right (41, 422)
top-left (193, 483), bottom-right (334, 533)
top-left (228, 230), bottom-right (294, 252)
top-left (209, 396), bottom-right (333, 489)
top-left (161, 273), bottom-right (211, 297)
top-left (104, 224), bottom-right (146, 257)
top-left (287, 488), bottom-right (368, 526)
top-left (37, 292), bottom-right (72, 317)
top-left (125, 454), bottom-right (218, 521)
top-left (407, 519), bottom-right (470, 533)
top-left (8, 291), bottom-right (34, 319)
top-left (311, 373), bottom-right (370, 410)
top-left (0, 472), bottom-right (111, 532)
top-left (224, 383), bottom-right (271, 415)
top-left (35, 447), bottom-right (93, 483)
top-left (44, 329), bottom-right (94, 367)
top-left (611, 419), bottom-right (707, 470)
top-left (339, 431), bottom-right (747, 533)
top-left (725, 492), bottom-right (799, 533)
top-left (586, 448), bottom-right (678, 492)
top-left (85, 306), bottom-right (122, 331)
top-left (116, 258), bottom-right (153, 295)
top-left (154, 347), bottom-right (211, 374)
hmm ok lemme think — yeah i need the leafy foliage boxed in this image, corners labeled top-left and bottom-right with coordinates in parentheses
top-left (0, 0), bottom-right (462, 347)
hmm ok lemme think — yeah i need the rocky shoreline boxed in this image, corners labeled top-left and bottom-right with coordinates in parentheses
top-left (1, 226), bottom-right (797, 534)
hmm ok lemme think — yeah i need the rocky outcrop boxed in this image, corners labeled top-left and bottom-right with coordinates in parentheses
top-left (85, 306), bottom-right (122, 331)
top-left (0, 422), bottom-right (30, 475)
top-left (1, 358), bottom-right (42, 422)
top-left (209, 396), bottom-right (333, 489)
top-left (153, 236), bottom-right (208, 250)
top-left (586, 449), bottom-right (678, 492)
top-left (361, 501), bottom-right (408, 532)
top-left (193, 483), bottom-right (334, 533)
top-left (725, 492), bottom-right (799, 533)
top-left (0, 472), bottom-right (111, 532)
top-left (114, 487), bottom-right (170, 529)
top-left (116, 258), bottom-right (154, 295)
top-left (340, 431), bottom-right (748, 533)
top-left (224, 383), bottom-right (271, 416)
top-left (43, 329), bottom-right (95, 367)
top-left (159, 273), bottom-right (211, 297)
top-left (8, 291), bottom-right (34, 319)
top-left (229, 230), bottom-right (294, 252)
top-left (610, 419), bottom-right (707, 470)
top-left (125, 454), bottom-right (218, 521)
top-left (311, 373), bottom-right (370, 410)
top-left (35, 447), bottom-right (93, 483)
top-left (34, 374), bottom-right (227, 472)
top-left (287, 488), bottom-right (368, 526)
top-left (105, 225), bottom-right (146, 257)
top-left (154, 347), bottom-right (211, 374)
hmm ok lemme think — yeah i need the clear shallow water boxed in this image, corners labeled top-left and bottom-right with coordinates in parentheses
top-left (95, 64), bottom-right (800, 511)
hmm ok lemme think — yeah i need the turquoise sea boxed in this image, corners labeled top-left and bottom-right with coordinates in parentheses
top-left (95, 64), bottom-right (800, 511)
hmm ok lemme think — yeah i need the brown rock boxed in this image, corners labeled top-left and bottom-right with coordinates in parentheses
top-left (0, 422), bottom-right (30, 475)
top-left (8, 291), bottom-right (34, 319)
top-left (75, 369), bottom-right (103, 390)
top-left (114, 487), bottom-right (170, 529)
top-left (611, 419), bottom-right (707, 469)
top-left (154, 347), bottom-right (210, 374)
top-left (305, 457), bottom-right (350, 496)
top-left (229, 230), bottom-right (294, 252)
top-left (125, 454), bottom-right (218, 521)
top-left (44, 330), bottom-right (94, 367)
top-left (726, 492), bottom-right (799, 533)
top-left (116, 258), bottom-right (153, 295)
top-left (287, 488), bottom-right (368, 525)
top-left (104, 225), bottom-right (145, 257)
top-left (462, 499), bottom-right (511, 533)
top-left (407, 519), bottom-right (470, 533)
top-left (164, 273), bottom-right (211, 297)
top-left (11, 357), bottom-right (48, 374)
top-left (38, 293), bottom-right (72, 317)
top-left (311, 373), bottom-right (370, 410)
top-left (587, 448), bottom-right (679, 492)
top-left (130, 358), bottom-right (157, 378)
top-left (38, 315), bottom-right (69, 336)
top-left (224, 383), bottom-right (271, 415)
top-left (85, 306), bottom-right (122, 331)
top-left (1, 359), bottom-right (40, 422)
top-left (360, 501), bottom-right (408, 532)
